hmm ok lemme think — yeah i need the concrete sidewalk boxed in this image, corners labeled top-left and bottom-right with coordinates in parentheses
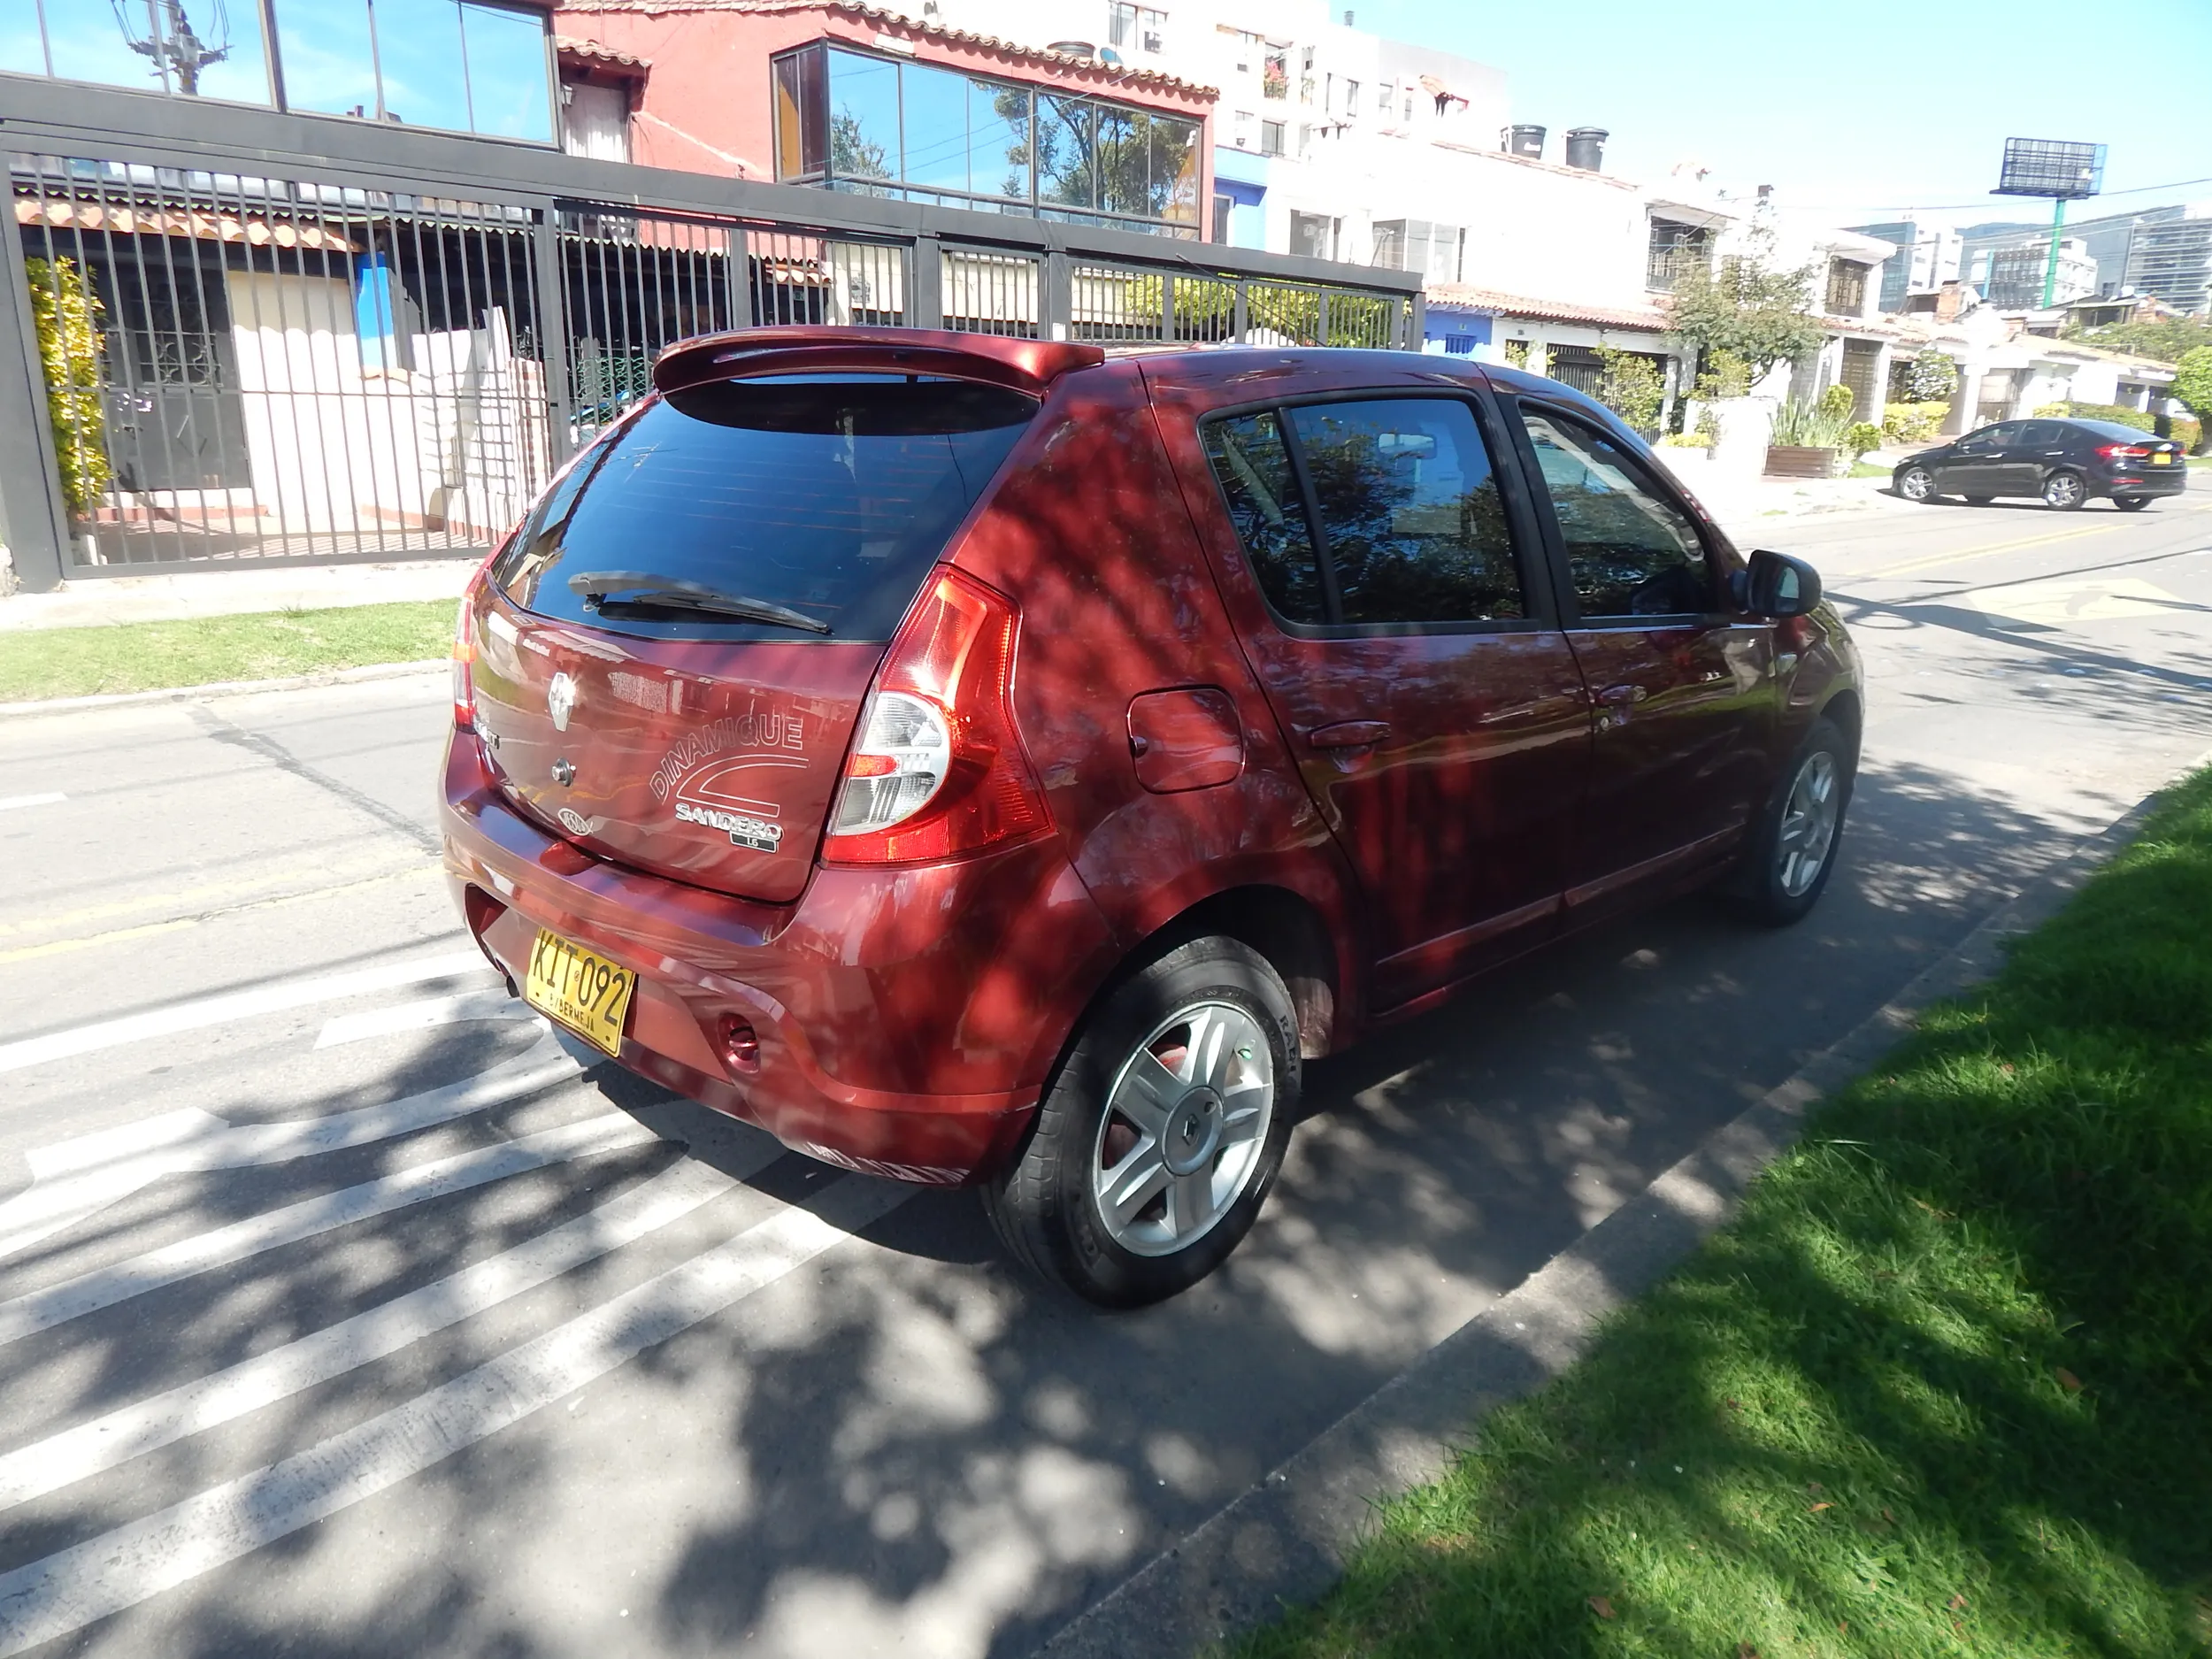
top-left (0, 558), bottom-right (477, 633)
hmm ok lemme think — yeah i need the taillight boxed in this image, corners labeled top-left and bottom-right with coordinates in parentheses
top-left (823, 567), bottom-right (1049, 865)
top-left (2099, 443), bottom-right (2151, 460)
top-left (451, 547), bottom-right (503, 730)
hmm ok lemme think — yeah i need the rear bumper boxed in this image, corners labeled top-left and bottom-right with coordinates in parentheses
top-left (2096, 467), bottom-right (2189, 497)
top-left (440, 730), bottom-right (1117, 1184)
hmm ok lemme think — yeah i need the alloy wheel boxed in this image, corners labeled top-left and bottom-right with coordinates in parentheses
top-left (1898, 467), bottom-right (1933, 502)
top-left (2044, 472), bottom-right (2084, 509)
top-left (1091, 1001), bottom-right (1276, 1257)
top-left (1777, 751), bottom-right (1840, 898)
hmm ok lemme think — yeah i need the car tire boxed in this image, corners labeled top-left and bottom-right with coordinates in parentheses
top-left (1724, 717), bottom-right (1854, 928)
top-left (1964, 495), bottom-right (1993, 506)
top-left (981, 936), bottom-right (1297, 1308)
top-left (2042, 470), bottom-right (2087, 511)
top-left (1895, 465), bottom-right (1937, 503)
top-left (2114, 495), bottom-right (2150, 512)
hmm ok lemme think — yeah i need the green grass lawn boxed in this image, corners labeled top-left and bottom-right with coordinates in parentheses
top-left (1848, 462), bottom-right (1890, 479)
top-left (1235, 767), bottom-right (2212, 1659)
top-left (0, 601), bottom-right (453, 702)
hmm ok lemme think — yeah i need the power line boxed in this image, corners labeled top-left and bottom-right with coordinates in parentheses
top-left (1789, 175), bottom-right (2212, 214)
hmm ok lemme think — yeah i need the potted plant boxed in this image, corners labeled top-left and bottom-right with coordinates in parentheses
top-left (1765, 384), bottom-right (1855, 478)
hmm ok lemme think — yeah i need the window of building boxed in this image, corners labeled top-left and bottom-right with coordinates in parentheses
top-left (1290, 211), bottom-right (1337, 260)
top-left (1260, 119), bottom-right (1285, 157)
top-left (1646, 220), bottom-right (1709, 293)
top-left (10, 0), bottom-right (554, 139)
top-left (1263, 47), bottom-right (1287, 99)
top-left (772, 43), bottom-right (1202, 235)
top-left (562, 82), bottom-right (631, 162)
top-left (1518, 408), bottom-right (1712, 618)
top-left (1825, 258), bottom-right (1869, 315)
top-left (1109, 4), bottom-right (1165, 55)
top-left (1372, 219), bottom-right (1463, 283)
top-left (1377, 81), bottom-right (1394, 113)
top-left (1341, 78), bottom-right (1359, 117)
top-left (1233, 109), bottom-right (1254, 148)
top-left (1211, 193), bottom-right (1233, 244)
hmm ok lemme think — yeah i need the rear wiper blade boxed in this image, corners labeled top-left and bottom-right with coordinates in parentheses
top-left (566, 572), bottom-right (831, 634)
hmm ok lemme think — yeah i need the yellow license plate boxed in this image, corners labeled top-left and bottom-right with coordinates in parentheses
top-left (523, 928), bottom-right (635, 1057)
top-left (2152, 452), bottom-right (2171, 465)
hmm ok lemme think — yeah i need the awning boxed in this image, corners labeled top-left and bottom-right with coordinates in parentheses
top-left (14, 196), bottom-right (360, 253)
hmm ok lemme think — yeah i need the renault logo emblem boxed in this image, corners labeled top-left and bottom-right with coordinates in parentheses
top-left (547, 672), bottom-right (577, 732)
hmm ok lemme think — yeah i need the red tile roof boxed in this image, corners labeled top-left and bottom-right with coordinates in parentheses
top-left (554, 34), bottom-right (651, 70)
top-left (1425, 283), bottom-right (1671, 332)
top-left (556, 0), bottom-right (1217, 98)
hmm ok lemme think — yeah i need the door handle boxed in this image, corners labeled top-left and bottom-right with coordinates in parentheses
top-left (1309, 720), bottom-right (1389, 749)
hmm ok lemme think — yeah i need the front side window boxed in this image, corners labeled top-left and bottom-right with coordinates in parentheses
top-left (1286, 400), bottom-right (1524, 626)
top-left (1520, 408), bottom-right (1712, 618)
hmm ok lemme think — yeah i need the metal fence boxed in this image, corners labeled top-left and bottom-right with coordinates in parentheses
top-left (0, 74), bottom-right (1422, 589)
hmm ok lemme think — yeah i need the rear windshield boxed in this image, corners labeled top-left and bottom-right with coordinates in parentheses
top-left (493, 375), bottom-right (1036, 641)
top-left (2073, 419), bottom-right (2168, 444)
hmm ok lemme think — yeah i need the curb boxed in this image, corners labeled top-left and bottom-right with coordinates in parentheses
top-left (1037, 786), bottom-right (2172, 1659)
top-left (0, 659), bottom-right (446, 720)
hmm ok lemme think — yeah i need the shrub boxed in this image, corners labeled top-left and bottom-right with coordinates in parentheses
top-left (1882, 401), bottom-right (1949, 444)
top-left (1896, 349), bottom-right (1959, 403)
top-left (1844, 420), bottom-right (1883, 458)
top-left (2062, 402), bottom-right (2154, 432)
top-left (1595, 347), bottom-right (1666, 434)
top-left (1817, 382), bottom-right (1855, 421)
top-left (25, 256), bottom-right (110, 517)
top-left (2173, 415), bottom-right (2201, 452)
top-left (1770, 396), bottom-right (1853, 449)
top-left (1693, 348), bottom-right (1753, 402)
top-left (1659, 431), bottom-right (1711, 448)
top-left (2032, 402), bottom-right (2071, 418)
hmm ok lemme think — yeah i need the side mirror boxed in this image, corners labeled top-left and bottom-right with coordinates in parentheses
top-left (1744, 549), bottom-right (1823, 618)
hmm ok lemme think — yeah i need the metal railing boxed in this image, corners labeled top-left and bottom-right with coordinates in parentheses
top-left (0, 73), bottom-right (1421, 589)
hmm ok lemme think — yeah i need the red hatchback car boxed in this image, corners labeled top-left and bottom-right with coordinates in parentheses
top-left (442, 326), bottom-right (1861, 1305)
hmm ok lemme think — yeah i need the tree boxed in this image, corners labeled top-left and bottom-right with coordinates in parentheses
top-left (2072, 315), bottom-right (2212, 365)
top-left (1899, 349), bottom-right (1958, 404)
top-left (24, 257), bottom-right (110, 517)
top-left (1595, 347), bottom-right (1664, 434)
top-left (1666, 235), bottom-right (1824, 384)
top-left (2171, 346), bottom-right (2212, 455)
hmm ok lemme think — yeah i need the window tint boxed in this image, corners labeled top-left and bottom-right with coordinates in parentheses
top-left (1521, 409), bottom-right (1712, 618)
top-left (1286, 399), bottom-right (1524, 625)
top-left (2020, 421), bottom-right (2068, 447)
top-left (1202, 412), bottom-right (1326, 624)
top-left (493, 376), bottom-right (1034, 642)
top-left (1964, 423), bottom-right (2019, 449)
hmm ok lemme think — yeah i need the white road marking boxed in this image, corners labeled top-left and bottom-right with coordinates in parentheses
top-left (0, 1173), bottom-right (908, 1655)
top-left (0, 794), bottom-right (65, 813)
top-left (313, 988), bottom-right (534, 1049)
top-left (0, 1044), bottom-right (580, 1263)
top-left (0, 949), bottom-right (490, 1076)
top-left (0, 1112), bottom-right (662, 1347)
top-left (0, 1151), bottom-right (760, 1512)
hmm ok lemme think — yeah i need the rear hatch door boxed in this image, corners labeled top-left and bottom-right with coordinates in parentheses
top-left (470, 373), bottom-right (1038, 902)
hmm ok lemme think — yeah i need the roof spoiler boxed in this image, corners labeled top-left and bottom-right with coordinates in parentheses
top-left (652, 326), bottom-right (1106, 398)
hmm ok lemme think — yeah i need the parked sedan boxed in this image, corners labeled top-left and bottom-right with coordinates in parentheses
top-left (1893, 417), bottom-right (2189, 511)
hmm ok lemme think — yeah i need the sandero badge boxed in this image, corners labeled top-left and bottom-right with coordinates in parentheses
top-left (441, 323), bottom-right (1865, 1308)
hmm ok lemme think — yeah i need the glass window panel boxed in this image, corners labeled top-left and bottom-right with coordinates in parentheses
top-left (773, 48), bottom-right (826, 177)
top-left (1097, 107), bottom-right (1145, 218)
top-left (1148, 113), bottom-right (1199, 221)
top-left (371, 0), bottom-right (469, 129)
top-left (459, 1), bottom-right (552, 141)
top-left (276, 0), bottom-right (378, 115)
top-left (900, 59), bottom-right (971, 192)
top-left (972, 78), bottom-right (1031, 203)
top-left (1520, 409), bottom-right (1710, 618)
top-left (1288, 400), bottom-right (1524, 626)
top-left (826, 48), bottom-right (899, 182)
top-left (1202, 411), bottom-right (1326, 626)
top-left (41, 0), bottom-right (170, 91)
top-left (1036, 95), bottom-right (1097, 210)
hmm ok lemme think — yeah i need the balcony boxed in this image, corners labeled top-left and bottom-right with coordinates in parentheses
top-left (1646, 242), bottom-right (1707, 293)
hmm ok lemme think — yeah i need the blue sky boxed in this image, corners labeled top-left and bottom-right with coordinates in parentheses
top-left (1354, 0), bottom-right (2212, 228)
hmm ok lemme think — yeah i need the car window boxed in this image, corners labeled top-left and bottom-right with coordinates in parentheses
top-left (1963, 423), bottom-right (2019, 450)
top-left (1202, 411), bottom-right (1328, 624)
top-left (494, 374), bottom-right (1036, 641)
top-left (1519, 408), bottom-right (1713, 618)
top-left (1284, 398), bottom-right (1525, 626)
top-left (2020, 421), bottom-right (2068, 447)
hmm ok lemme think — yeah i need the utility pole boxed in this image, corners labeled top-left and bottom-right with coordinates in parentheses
top-left (117, 0), bottom-right (230, 96)
top-left (2042, 196), bottom-right (2068, 309)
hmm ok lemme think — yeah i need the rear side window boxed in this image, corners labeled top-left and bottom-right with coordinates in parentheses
top-left (1286, 400), bottom-right (1523, 625)
top-left (1202, 396), bottom-right (1525, 629)
top-left (494, 376), bottom-right (1036, 641)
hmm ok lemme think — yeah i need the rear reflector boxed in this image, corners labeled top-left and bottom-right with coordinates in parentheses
top-left (823, 567), bottom-right (1049, 865)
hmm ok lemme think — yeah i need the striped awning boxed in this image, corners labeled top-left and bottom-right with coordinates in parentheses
top-left (13, 196), bottom-right (361, 253)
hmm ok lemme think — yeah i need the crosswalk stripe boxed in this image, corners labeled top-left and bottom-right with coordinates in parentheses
top-left (0, 1045), bottom-right (580, 1263)
top-left (313, 989), bottom-right (534, 1049)
top-left (0, 1150), bottom-right (760, 1513)
top-left (0, 1172), bottom-right (908, 1655)
top-left (0, 1112), bottom-right (662, 1348)
top-left (0, 949), bottom-right (489, 1076)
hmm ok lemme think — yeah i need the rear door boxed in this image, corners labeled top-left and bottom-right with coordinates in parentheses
top-left (1189, 388), bottom-right (1589, 1009)
top-left (1502, 397), bottom-right (1778, 912)
top-left (2017, 419), bottom-right (2076, 490)
top-left (468, 373), bottom-right (1037, 902)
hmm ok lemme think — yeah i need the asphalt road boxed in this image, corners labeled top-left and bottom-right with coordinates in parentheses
top-left (2, 480), bottom-right (2208, 1658)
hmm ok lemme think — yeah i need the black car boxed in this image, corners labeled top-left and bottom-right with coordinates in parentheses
top-left (1893, 417), bottom-right (2190, 511)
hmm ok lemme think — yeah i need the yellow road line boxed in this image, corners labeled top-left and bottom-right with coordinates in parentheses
top-left (1856, 521), bottom-right (2124, 580)
top-left (0, 865), bottom-right (441, 966)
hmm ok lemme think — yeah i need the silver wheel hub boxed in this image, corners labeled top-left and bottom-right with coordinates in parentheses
top-left (1091, 1001), bottom-right (1274, 1258)
top-left (2048, 475), bottom-right (2080, 504)
top-left (1777, 750), bottom-right (1840, 898)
